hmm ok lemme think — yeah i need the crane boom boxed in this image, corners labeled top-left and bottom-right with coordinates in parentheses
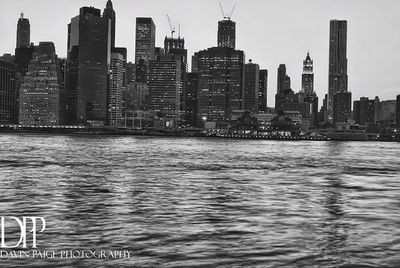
top-left (229, 3), bottom-right (237, 19)
top-left (167, 14), bottom-right (175, 38)
top-left (218, 1), bottom-right (226, 18)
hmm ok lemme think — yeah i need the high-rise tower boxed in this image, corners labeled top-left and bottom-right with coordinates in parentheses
top-left (218, 19), bottom-right (236, 49)
top-left (302, 51), bottom-right (314, 96)
top-left (16, 13), bottom-right (30, 48)
top-left (103, 0), bottom-right (116, 48)
top-left (328, 20), bottom-right (348, 122)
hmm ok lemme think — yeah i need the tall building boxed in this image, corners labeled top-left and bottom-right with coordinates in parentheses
top-left (103, 0), bottom-right (116, 48)
top-left (195, 47), bottom-right (245, 124)
top-left (0, 54), bottom-right (16, 124)
top-left (218, 19), bottom-right (236, 49)
top-left (396, 94), bottom-right (400, 125)
top-left (353, 97), bottom-right (375, 125)
top-left (374, 97), bottom-right (396, 124)
top-left (333, 91), bottom-right (351, 124)
top-left (15, 13), bottom-right (34, 124)
top-left (244, 59), bottom-right (259, 113)
top-left (16, 13), bottom-right (30, 48)
top-left (185, 72), bottom-right (199, 127)
top-left (108, 51), bottom-right (125, 126)
top-left (275, 64), bottom-right (294, 111)
top-left (148, 55), bottom-right (181, 124)
top-left (19, 42), bottom-right (66, 125)
top-left (164, 37), bottom-right (188, 116)
top-left (277, 64), bottom-right (291, 95)
top-left (302, 51), bottom-right (314, 96)
top-left (135, 17), bottom-right (156, 63)
top-left (258, 69), bottom-right (268, 113)
top-left (328, 20), bottom-right (348, 122)
top-left (66, 6), bottom-right (111, 125)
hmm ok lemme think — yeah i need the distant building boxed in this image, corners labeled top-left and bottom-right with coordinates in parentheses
top-left (124, 81), bottom-right (149, 111)
top-left (135, 17), bottom-right (156, 63)
top-left (16, 13), bottom-right (30, 48)
top-left (244, 59), bottom-right (259, 113)
top-left (148, 55), bottom-right (181, 125)
top-left (218, 19), bottom-right (236, 49)
top-left (275, 64), bottom-right (297, 113)
top-left (108, 51), bottom-right (125, 126)
top-left (302, 52), bottom-right (314, 96)
top-left (19, 42), bottom-right (66, 125)
top-left (328, 20), bottom-right (348, 122)
top-left (374, 97), bottom-right (396, 124)
top-left (258, 69), bottom-right (268, 113)
top-left (103, 0), bottom-right (116, 48)
top-left (353, 97), bottom-right (375, 125)
top-left (333, 91), bottom-right (351, 124)
top-left (126, 61), bottom-right (135, 83)
top-left (185, 72), bottom-right (198, 126)
top-left (195, 46), bottom-right (245, 125)
top-left (66, 6), bottom-right (111, 125)
top-left (396, 94), bottom-right (400, 125)
top-left (0, 54), bottom-right (16, 124)
top-left (301, 52), bottom-right (318, 128)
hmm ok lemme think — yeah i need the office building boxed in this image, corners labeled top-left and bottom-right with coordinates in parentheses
top-left (353, 97), bottom-right (375, 125)
top-left (333, 91), bottom-right (351, 124)
top-left (135, 17), bottom-right (156, 63)
top-left (258, 69), bottom-right (268, 113)
top-left (66, 6), bottom-right (111, 125)
top-left (108, 51), bottom-right (125, 126)
top-left (244, 59), bottom-right (259, 113)
top-left (103, 0), bottom-right (116, 48)
top-left (185, 72), bottom-right (199, 126)
top-left (328, 20), bottom-right (348, 122)
top-left (19, 42), bottom-right (65, 125)
top-left (0, 54), bottom-right (16, 124)
top-left (218, 19), bottom-right (236, 49)
top-left (195, 47), bottom-right (245, 124)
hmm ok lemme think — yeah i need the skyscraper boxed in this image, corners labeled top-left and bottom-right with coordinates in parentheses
top-left (244, 59), bottom-right (259, 114)
top-left (302, 52), bottom-right (314, 96)
top-left (66, 6), bottom-right (111, 125)
top-left (396, 94), bottom-right (400, 125)
top-left (195, 47), bottom-right (245, 124)
top-left (108, 51), bottom-right (125, 126)
top-left (0, 54), bottom-right (16, 124)
top-left (185, 72), bottom-right (199, 127)
top-left (258, 69), bottom-right (268, 113)
top-left (275, 64), bottom-right (294, 111)
top-left (353, 97), bottom-right (375, 125)
top-left (218, 19), bottom-right (236, 49)
top-left (333, 91), bottom-right (351, 124)
top-left (16, 13), bottom-right (30, 48)
top-left (148, 55), bottom-right (181, 125)
top-left (328, 20), bottom-right (348, 122)
top-left (135, 18), bottom-right (156, 63)
top-left (103, 0), bottom-right (116, 48)
top-left (19, 42), bottom-right (66, 125)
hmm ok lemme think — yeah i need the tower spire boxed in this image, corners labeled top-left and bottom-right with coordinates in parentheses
top-left (106, 0), bottom-right (113, 9)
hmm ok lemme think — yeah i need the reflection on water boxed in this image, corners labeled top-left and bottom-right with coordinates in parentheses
top-left (0, 134), bottom-right (400, 267)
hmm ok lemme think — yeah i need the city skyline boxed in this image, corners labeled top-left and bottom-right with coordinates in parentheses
top-left (1, 0), bottom-right (399, 108)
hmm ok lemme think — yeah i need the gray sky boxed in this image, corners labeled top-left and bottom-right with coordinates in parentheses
top-left (1, 0), bottom-right (399, 107)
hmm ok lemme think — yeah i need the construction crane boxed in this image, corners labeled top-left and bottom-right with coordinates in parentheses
top-left (219, 1), bottom-right (237, 20)
top-left (167, 14), bottom-right (175, 38)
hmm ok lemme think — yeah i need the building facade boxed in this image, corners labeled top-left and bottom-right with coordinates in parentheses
top-left (353, 97), bottom-right (375, 125)
top-left (333, 91), bottom-right (351, 124)
top-left (135, 17), bottom-right (156, 63)
top-left (108, 52), bottom-right (125, 126)
top-left (218, 19), bottom-right (236, 49)
top-left (244, 60), bottom-right (259, 113)
top-left (328, 20), bottom-right (348, 122)
top-left (258, 69), bottom-right (268, 113)
top-left (396, 94), bottom-right (400, 125)
top-left (0, 55), bottom-right (16, 124)
top-left (19, 42), bottom-right (65, 125)
top-left (195, 47), bottom-right (245, 124)
top-left (66, 6), bottom-right (111, 125)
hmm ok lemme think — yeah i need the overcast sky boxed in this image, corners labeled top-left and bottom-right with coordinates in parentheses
top-left (1, 0), bottom-right (399, 107)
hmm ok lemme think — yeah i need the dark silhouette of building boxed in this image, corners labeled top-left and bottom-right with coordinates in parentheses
top-left (374, 97), bottom-right (396, 124)
top-left (19, 42), bottom-right (66, 125)
top-left (164, 37), bottom-right (187, 117)
top-left (328, 20), bottom-right (348, 122)
top-left (218, 19), bottom-right (236, 49)
top-left (333, 91), bottom-right (351, 124)
top-left (0, 54), bottom-right (16, 124)
top-left (195, 46), bottom-right (245, 125)
top-left (353, 97), bottom-right (375, 125)
top-left (108, 51), bottom-right (126, 126)
top-left (396, 94), bottom-right (400, 125)
top-left (275, 64), bottom-right (295, 112)
top-left (148, 54), bottom-right (181, 125)
top-left (126, 62), bottom-right (135, 83)
top-left (258, 69), bottom-right (268, 113)
top-left (302, 51), bottom-right (314, 96)
top-left (244, 59), bottom-right (259, 113)
top-left (135, 17), bottom-right (156, 63)
top-left (15, 13), bottom-right (34, 124)
top-left (301, 52), bottom-right (318, 128)
top-left (185, 72), bottom-right (199, 126)
top-left (16, 13), bottom-right (30, 48)
top-left (103, 0), bottom-right (116, 48)
top-left (66, 6), bottom-right (111, 125)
